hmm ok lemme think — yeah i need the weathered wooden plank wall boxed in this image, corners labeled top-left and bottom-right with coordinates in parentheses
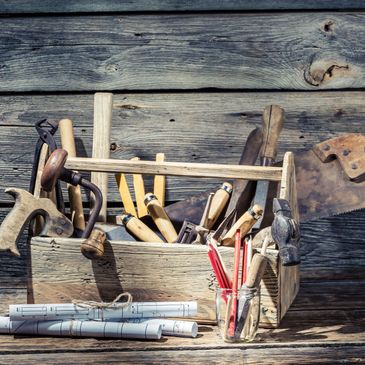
top-left (0, 14), bottom-right (364, 91)
top-left (0, 2), bottom-right (363, 361)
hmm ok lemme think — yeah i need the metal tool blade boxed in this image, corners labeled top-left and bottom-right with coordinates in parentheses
top-left (296, 148), bottom-right (365, 222)
top-left (165, 127), bottom-right (263, 230)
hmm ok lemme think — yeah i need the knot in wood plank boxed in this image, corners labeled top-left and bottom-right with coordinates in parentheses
top-left (304, 59), bottom-right (352, 87)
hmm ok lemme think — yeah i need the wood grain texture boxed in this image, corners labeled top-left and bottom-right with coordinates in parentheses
top-left (0, 345), bottom-right (363, 364)
top-left (29, 237), bottom-right (283, 326)
top-left (0, 91), bottom-right (364, 204)
top-left (66, 157), bottom-right (283, 181)
top-left (0, 14), bottom-right (364, 91)
top-left (91, 93), bottom-right (113, 221)
top-left (0, 1), bottom-right (363, 13)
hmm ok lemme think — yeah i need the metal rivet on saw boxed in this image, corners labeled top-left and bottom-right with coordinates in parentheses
top-left (342, 149), bottom-right (350, 156)
top-left (56, 228), bottom-right (63, 235)
top-left (323, 144), bottom-right (331, 151)
top-left (351, 163), bottom-right (358, 170)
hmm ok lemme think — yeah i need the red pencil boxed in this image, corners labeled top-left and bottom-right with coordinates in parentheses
top-left (228, 229), bottom-right (241, 337)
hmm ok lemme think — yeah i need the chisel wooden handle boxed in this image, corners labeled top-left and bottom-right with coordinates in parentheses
top-left (59, 118), bottom-right (86, 231)
top-left (245, 253), bottom-right (268, 288)
top-left (121, 214), bottom-right (164, 243)
top-left (144, 193), bottom-right (178, 243)
top-left (131, 157), bottom-right (148, 218)
top-left (206, 182), bottom-right (232, 229)
top-left (154, 153), bottom-right (166, 207)
top-left (260, 105), bottom-right (284, 164)
top-left (221, 205), bottom-right (263, 246)
top-left (115, 173), bottom-right (137, 217)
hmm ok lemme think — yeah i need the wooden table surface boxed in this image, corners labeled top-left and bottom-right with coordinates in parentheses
top-left (0, 279), bottom-right (363, 364)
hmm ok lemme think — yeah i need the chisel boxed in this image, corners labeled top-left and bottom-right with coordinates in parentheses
top-left (252, 105), bottom-right (284, 229)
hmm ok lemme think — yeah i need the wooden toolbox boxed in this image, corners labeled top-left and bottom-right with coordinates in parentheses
top-left (29, 151), bottom-right (299, 328)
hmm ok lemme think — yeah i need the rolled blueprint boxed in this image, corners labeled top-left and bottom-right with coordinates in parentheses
top-left (0, 317), bottom-right (161, 340)
top-left (120, 319), bottom-right (198, 338)
top-left (9, 301), bottom-right (198, 321)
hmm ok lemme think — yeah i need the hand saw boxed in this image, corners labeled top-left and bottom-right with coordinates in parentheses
top-left (295, 133), bottom-right (365, 222)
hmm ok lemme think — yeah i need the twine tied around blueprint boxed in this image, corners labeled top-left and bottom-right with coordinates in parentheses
top-left (72, 292), bottom-right (133, 309)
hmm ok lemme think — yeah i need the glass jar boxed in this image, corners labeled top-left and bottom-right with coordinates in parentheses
top-left (216, 286), bottom-right (260, 342)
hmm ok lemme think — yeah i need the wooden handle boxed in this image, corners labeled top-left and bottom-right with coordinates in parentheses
top-left (221, 205), bottom-right (263, 246)
top-left (41, 149), bottom-right (68, 192)
top-left (144, 193), bottom-right (178, 243)
top-left (80, 227), bottom-right (106, 260)
top-left (115, 173), bottom-right (137, 216)
top-left (131, 157), bottom-right (148, 218)
top-left (0, 188), bottom-right (74, 256)
top-left (245, 253), bottom-right (268, 288)
top-left (153, 153), bottom-right (166, 206)
top-left (59, 118), bottom-right (86, 231)
top-left (121, 214), bottom-right (164, 243)
top-left (206, 182), bottom-right (232, 229)
top-left (260, 105), bottom-right (284, 163)
top-left (91, 92), bottom-right (113, 222)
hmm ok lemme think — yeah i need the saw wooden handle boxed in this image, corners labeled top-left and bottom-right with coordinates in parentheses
top-left (245, 253), bottom-right (268, 288)
top-left (206, 182), bottom-right (232, 229)
top-left (0, 188), bottom-right (73, 256)
top-left (121, 214), bottom-right (164, 243)
top-left (221, 205), bottom-right (263, 246)
top-left (144, 193), bottom-right (178, 243)
top-left (260, 105), bottom-right (284, 163)
top-left (313, 133), bottom-right (365, 181)
top-left (59, 118), bottom-right (86, 231)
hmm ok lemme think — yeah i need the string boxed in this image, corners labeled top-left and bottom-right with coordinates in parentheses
top-left (72, 292), bottom-right (133, 309)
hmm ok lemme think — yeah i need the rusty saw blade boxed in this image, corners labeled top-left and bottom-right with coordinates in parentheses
top-left (295, 133), bottom-right (365, 222)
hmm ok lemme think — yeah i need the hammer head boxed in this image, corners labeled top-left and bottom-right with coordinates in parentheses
top-left (271, 198), bottom-right (301, 266)
top-left (0, 188), bottom-right (73, 256)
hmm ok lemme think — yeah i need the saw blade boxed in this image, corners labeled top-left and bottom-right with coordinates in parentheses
top-left (295, 149), bottom-right (365, 222)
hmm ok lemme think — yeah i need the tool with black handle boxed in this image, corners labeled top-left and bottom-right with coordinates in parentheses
top-left (252, 105), bottom-right (284, 229)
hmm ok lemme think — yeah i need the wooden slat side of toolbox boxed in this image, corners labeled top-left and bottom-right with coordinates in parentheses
top-left (29, 237), bottom-right (281, 326)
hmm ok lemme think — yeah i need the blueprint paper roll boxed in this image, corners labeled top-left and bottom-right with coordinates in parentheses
top-left (123, 319), bottom-right (198, 338)
top-left (0, 317), bottom-right (161, 340)
top-left (9, 301), bottom-right (197, 321)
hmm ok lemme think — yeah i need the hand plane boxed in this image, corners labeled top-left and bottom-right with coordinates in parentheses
top-left (0, 188), bottom-right (73, 256)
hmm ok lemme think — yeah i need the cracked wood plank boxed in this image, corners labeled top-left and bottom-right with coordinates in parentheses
top-left (0, 13), bottom-right (364, 91)
top-left (0, 1), bottom-right (364, 13)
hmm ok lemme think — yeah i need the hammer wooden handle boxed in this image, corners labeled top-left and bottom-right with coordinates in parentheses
top-left (260, 105), bottom-right (284, 163)
top-left (206, 182), bottom-right (232, 229)
top-left (121, 214), bottom-right (164, 243)
top-left (245, 253), bottom-right (268, 288)
top-left (59, 118), bottom-right (86, 231)
top-left (145, 193), bottom-right (178, 243)
top-left (221, 205), bottom-right (263, 246)
top-left (154, 153), bottom-right (166, 207)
